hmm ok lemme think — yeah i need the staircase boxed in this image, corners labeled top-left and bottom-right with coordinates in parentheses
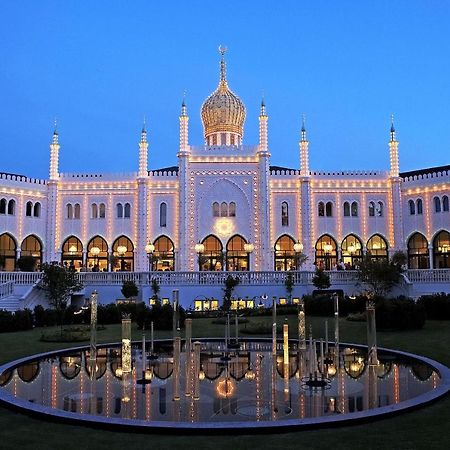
top-left (0, 294), bottom-right (21, 312)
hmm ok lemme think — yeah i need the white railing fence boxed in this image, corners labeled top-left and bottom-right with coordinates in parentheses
top-left (0, 281), bottom-right (14, 299)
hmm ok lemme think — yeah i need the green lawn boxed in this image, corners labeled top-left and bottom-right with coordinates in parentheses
top-left (0, 316), bottom-right (449, 450)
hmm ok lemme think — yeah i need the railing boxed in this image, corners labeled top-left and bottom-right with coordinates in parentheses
top-left (0, 272), bottom-right (42, 285)
top-left (0, 281), bottom-right (14, 299)
top-left (405, 269), bottom-right (450, 284)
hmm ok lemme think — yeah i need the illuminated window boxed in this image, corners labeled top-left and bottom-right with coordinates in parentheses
top-left (366, 234), bottom-right (388, 261)
top-left (433, 230), bottom-right (450, 269)
top-left (407, 233), bottom-right (430, 269)
top-left (162, 298), bottom-right (170, 305)
top-left (152, 235), bottom-right (174, 271)
top-left (315, 234), bottom-right (337, 270)
top-left (274, 234), bottom-right (296, 271)
top-left (61, 236), bottom-right (83, 271)
top-left (0, 233), bottom-right (17, 271)
top-left (200, 235), bottom-right (223, 271)
top-left (279, 298), bottom-right (287, 305)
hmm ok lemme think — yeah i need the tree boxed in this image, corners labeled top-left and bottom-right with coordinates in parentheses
top-left (284, 273), bottom-right (294, 302)
top-left (121, 280), bottom-right (138, 299)
top-left (40, 262), bottom-right (83, 331)
top-left (295, 252), bottom-right (308, 270)
top-left (312, 267), bottom-right (331, 290)
top-left (357, 251), bottom-right (406, 297)
top-left (150, 277), bottom-right (160, 303)
top-left (17, 255), bottom-right (37, 272)
top-left (222, 275), bottom-right (240, 311)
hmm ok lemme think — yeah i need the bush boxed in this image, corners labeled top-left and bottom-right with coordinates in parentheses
top-left (17, 255), bottom-right (37, 272)
top-left (417, 293), bottom-right (450, 320)
top-left (0, 309), bottom-right (33, 333)
top-left (375, 296), bottom-right (426, 330)
top-left (121, 280), bottom-right (138, 299)
top-left (135, 302), bottom-right (186, 330)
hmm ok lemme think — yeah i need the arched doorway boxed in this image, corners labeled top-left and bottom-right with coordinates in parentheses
top-left (153, 236), bottom-right (175, 271)
top-left (366, 234), bottom-right (388, 261)
top-left (315, 235), bottom-right (337, 270)
top-left (226, 235), bottom-right (249, 271)
top-left (433, 230), bottom-right (450, 268)
top-left (274, 235), bottom-right (296, 271)
top-left (341, 234), bottom-right (363, 269)
top-left (87, 236), bottom-right (108, 272)
top-left (0, 233), bottom-right (17, 271)
top-left (200, 235), bottom-right (223, 271)
top-left (112, 236), bottom-right (134, 271)
top-left (20, 235), bottom-right (42, 270)
top-left (61, 236), bottom-right (83, 271)
top-left (407, 233), bottom-right (430, 269)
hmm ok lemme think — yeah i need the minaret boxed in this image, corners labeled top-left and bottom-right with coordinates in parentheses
top-left (49, 122), bottom-right (60, 180)
top-left (258, 99), bottom-right (268, 152)
top-left (299, 115), bottom-right (309, 177)
top-left (138, 119), bottom-right (148, 178)
top-left (179, 97), bottom-right (189, 153)
top-left (389, 115), bottom-right (399, 178)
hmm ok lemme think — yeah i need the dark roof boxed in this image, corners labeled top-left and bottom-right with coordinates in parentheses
top-left (400, 164), bottom-right (450, 179)
top-left (269, 165), bottom-right (296, 172)
top-left (149, 166), bottom-right (179, 174)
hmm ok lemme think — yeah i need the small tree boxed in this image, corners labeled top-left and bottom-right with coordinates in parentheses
top-left (150, 277), bottom-right (160, 303)
top-left (40, 262), bottom-right (83, 332)
top-left (17, 255), bottom-right (37, 272)
top-left (312, 267), bottom-right (331, 290)
top-left (295, 252), bottom-right (308, 270)
top-left (121, 280), bottom-right (139, 299)
top-left (222, 275), bottom-right (240, 311)
top-left (285, 273), bottom-right (294, 302)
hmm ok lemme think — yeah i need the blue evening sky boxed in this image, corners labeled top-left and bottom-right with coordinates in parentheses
top-left (1, 0), bottom-right (449, 179)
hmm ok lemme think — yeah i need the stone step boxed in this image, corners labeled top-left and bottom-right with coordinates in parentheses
top-left (0, 295), bottom-right (21, 312)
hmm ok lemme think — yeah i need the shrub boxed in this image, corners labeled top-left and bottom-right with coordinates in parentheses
top-left (121, 280), bottom-right (138, 299)
top-left (13, 309), bottom-right (34, 331)
top-left (417, 293), bottom-right (450, 320)
top-left (312, 268), bottom-right (331, 290)
top-left (375, 296), bottom-right (425, 330)
top-left (17, 255), bottom-right (37, 272)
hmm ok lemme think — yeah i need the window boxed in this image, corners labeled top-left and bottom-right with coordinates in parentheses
top-left (351, 201), bottom-right (358, 217)
top-left (74, 203), bottom-right (80, 219)
top-left (91, 203), bottom-right (98, 219)
top-left (67, 203), bottom-right (73, 219)
top-left (433, 230), bottom-right (450, 268)
top-left (341, 234), bottom-right (363, 269)
top-left (229, 202), bottom-right (236, 217)
top-left (99, 203), bottom-right (106, 218)
top-left (61, 236), bottom-right (83, 271)
top-left (443, 195), bottom-right (449, 212)
top-left (434, 196), bottom-right (441, 213)
top-left (407, 233), bottom-right (429, 269)
top-left (416, 199), bottom-right (423, 215)
top-left (152, 235), bottom-right (175, 271)
top-left (0, 233), bottom-right (17, 271)
top-left (318, 202), bottom-right (325, 217)
top-left (21, 235), bottom-right (42, 270)
top-left (26, 201), bottom-right (33, 217)
top-left (117, 203), bottom-right (123, 218)
top-left (274, 235), bottom-right (296, 271)
top-left (368, 201), bottom-right (375, 217)
top-left (376, 201), bottom-right (384, 217)
top-left (0, 198), bottom-right (6, 214)
top-left (221, 202), bottom-right (228, 217)
top-left (281, 202), bottom-right (289, 226)
top-left (160, 202), bottom-right (167, 227)
top-left (112, 236), bottom-right (134, 271)
top-left (325, 201), bottom-right (333, 217)
top-left (366, 234), bottom-right (388, 261)
top-left (7, 199), bottom-right (15, 215)
top-left (343, 202), bottom-right (350, 217)
top-left (199, 235), bottom-right (223, 271)
top-left (226, 235), bottom-right (250, 271)
top-left (408, 200), bottom-right (415, 215)
top-left (124, 203), bottom-right (131, 218)
top-left (33, 202), bottom-right (41, 218)
top-left (315, 234), bottom-right (337, 270)
top-left (212, 202), bottom-right (219, 217)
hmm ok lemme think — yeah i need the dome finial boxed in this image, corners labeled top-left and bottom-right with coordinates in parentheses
top-left (218, 45), bottom-right (228, 84)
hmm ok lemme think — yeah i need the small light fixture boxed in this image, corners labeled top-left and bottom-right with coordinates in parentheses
top-left (90, 246), bottom-right (101, 256)
top-left (293, 240), bottom-right (303, 253)
top-left (244, 243), bottom-right (254, 253)
top-left (117, 245), bottom-right (127, 256)
top-left (195, 242), bottom-right (205, 253)
top-left (323, 243), bottom-right (333, 253)
top-left (68, 245), bottom-right (77, 254)
top-left (145, 243), bottom-right (155, 254)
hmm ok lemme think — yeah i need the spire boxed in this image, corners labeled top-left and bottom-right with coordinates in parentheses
top-left (52, 117), bottom-right (59, 144)
top-left (218, 45), bottom-right (227, 86)
top-left (179, 93), bottom-right (189, 153)
top-left (260, 96), bottom-right (266, 117)
top-left (389, 114), bottom-right (399, 177)
top-left (49, 119), bottom-right (60, 180)
top-left (299, 115), bottom-right (309, 176)
top-left (138, 120), bottom-right (148, 177)
top-left (181, 91), bottom-right (187, 116)
top-left (258, 96), bottom-right (268, 153)
top-left (141, 116), bottom-right (147, 142)
top-left (301, 114), bottom-right (307, 141)
top-left (390, 114), bottom-right (396, 141)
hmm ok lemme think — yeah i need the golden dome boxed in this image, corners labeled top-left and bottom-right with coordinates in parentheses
top-left (201, 48), bottom-right (246, 139)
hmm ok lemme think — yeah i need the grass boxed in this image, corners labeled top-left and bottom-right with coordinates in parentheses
top-left (0, 316), bottom-right (449, 450)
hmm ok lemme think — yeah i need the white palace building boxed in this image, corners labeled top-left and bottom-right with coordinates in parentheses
top-left (0, 50), bottom-right (449, 310)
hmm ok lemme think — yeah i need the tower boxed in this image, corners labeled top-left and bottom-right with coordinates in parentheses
top-left (299, 115), bottom-right (309, 177)
top-left (138, 120), bottom-right (148, 177)
top-left (389, 115), bottom-right (399, 178)
top-left (49, 124), bottom-right (60, 180)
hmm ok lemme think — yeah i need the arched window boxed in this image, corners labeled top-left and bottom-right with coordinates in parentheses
top-left (226, 235), bottom-right (249, 271)
top-left (87, 236), bottom-right (108, 272)
top-left (26, 201), bottom-right (33, 217)
top-left (67, 204), bottom-right (73, 219)
top-left (91, 203), bottom-right (98, 219)
top-left (315, 234), bottom-right (337, 270)
top-left (152, 236), bottom-right (175, 271)
top-left (376, 201), bottom-right (384, 217)
top-left (443, 195), bottom-right (449, 212)
top-left (416, 199), bottom-right (423, 215)
top-left (434, 196), bottom-right (441, 213)
top-left (0, 233), bottom-right (17, 271)
top-left (408, 199), bottom-right (415, 215)
top-left (124, 203), bottom-right (131, 218)
top-left (33, 202), bottom-right (41, 218)
top-left (21, 235), bottom-right (42, 270)
top-left (229, 202), bottom-right (236, 217)
top-left (274, 235), bottom-right (296, 271)
top-left (7, 199), bottom-right (15, 215)
top-left (368, 201), bottom-right (375, 217)
top-left (199, 235), bottom-right (223, 271)
top-left (318, 202), bottom-right (325, 217)
top-left (407, 233), bottom-right (430, 269)
top-left (212, 202), bottom-right (220, 217)
top-left (0, 198), bottom-right (6, 214)
top-left (281, 202), bottom-right (289, 226)
top-left (117, 203), bottom-right (123, 218)
top-left (343, 202), bottom-right (350, 217)
top-left (74, 203), bottom-right (80, 219)
top-left (351, 201), bottom-right (358, 217)
top-left (221, 202), bottom-right (228, 217)
top-left (112, 236), bottom-right (134, 271)
top-left (325, 202), bottom-right (333, 217)
top-left (99, 203), bottom-right (106, 218)
top-left (61, 236), bottom-right (83, 271)
top-left (341, 234), bottom-right (363, 269)
top-left (366, 234), bottom-right (388, 261)
top-left (159, 202), bottom-right (167, 227)
top-left (433, 230), bottom-right (450, 269)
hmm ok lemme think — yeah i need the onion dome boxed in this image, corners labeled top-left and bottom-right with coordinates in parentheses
top-left (201, 47), bottom-right (246, 140)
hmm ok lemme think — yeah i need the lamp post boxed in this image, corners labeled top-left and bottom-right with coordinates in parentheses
top-left (293, 240), bottom-right (304, 270)
top-left (195, 242), bottom-right (205, 271)
top-left (244, 242), bottom-right (254, 271)
top-left (117, 245), bottom-right (127, 271)
top-left (90, 246), bottom-right (100, 271)
top-left (145, 242), bottom-right (155, 271)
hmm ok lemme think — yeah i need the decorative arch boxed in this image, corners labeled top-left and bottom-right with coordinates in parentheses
top-left (112, 236), bottom-right (134, 271)
top-left (200, 234), bottom-right (223, 271)
top-left (0, 232), bottom-right (17, 271)
top-left (226, 234), bottom-right (249, 271)
top-left (366, 234), bottom-right (388, 261)
top-left (87, 236), bottom-right (108, 272)
top-left (61, 236), bottom-right (83, 271)
top-left (315, 234), bottom-right (337, 270)
top-left (407, 232), bottom-right (430, 269)
top-left (274, 234), bottom-right (296, 271)
top-left (341, 234), bottom-right (363, 269)
top-left (433, 230), bottom-right (450, 269)
top-left (21, 235), bottom-right (42, 270)
top-left (152, 235), bottom-right (175, 271)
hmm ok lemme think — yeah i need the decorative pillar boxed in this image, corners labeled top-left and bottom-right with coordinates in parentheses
top-left (366, 300), bottom-right (378, 365)
top-left (121, 314), bottom-right (132, 374)
top-left (89, 290), bottom-right (98, 380)
top-left (298, 298), bottom-right (306, 350)
top-left (185, 317), bottom-right (192, 397)
top-left (272, 296), bottom-right (277, 356)
top-left (333, 293), bottom-right (340, 369)
top-left (193, 341), bottom-right (201, 400)
top-left (173, 336), bottom-right (181, 401)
